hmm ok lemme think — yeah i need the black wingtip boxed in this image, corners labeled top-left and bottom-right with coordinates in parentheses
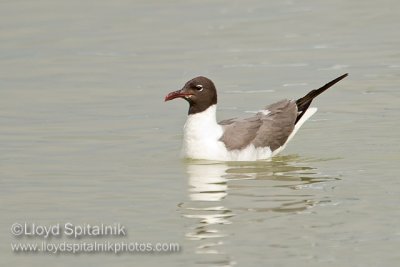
top-left (298, 73), bottom-right (349, 105)
top-left (320, 73), bottom-right (348, 90)
top-left (295, 73), bottom-right (349, 124)
top-left (334, 73), bottom-right (349, 82)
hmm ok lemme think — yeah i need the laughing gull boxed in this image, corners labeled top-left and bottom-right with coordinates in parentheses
top-left (165, 74), bottom-right (348, 161)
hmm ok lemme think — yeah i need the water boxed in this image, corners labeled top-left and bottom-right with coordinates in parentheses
top-left (1, 0), bottom-right (400, 266)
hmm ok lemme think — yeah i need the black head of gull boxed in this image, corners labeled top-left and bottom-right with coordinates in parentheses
top-left (164, 76), bottom-right (217, 115)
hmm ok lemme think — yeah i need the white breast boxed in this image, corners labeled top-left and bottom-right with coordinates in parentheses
top-left (182, 105), bottom-right (227, 160)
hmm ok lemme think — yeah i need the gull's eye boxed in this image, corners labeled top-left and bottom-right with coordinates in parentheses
top-left (195, 84), bottom-right (203, 91)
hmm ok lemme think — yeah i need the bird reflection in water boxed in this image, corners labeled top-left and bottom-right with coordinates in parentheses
top-left (184, 162), bottom-right (232, 240)
top-left (179, 155), bottom-right (338, 266)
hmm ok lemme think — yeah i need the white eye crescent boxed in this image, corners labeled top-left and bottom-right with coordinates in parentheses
top-left (195, 84), bottom-right (203, 91)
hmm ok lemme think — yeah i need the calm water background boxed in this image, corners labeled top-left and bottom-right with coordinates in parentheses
top-left (1, 0), bottom-right (399, 266)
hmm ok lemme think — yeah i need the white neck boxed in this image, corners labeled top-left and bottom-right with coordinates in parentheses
top-left (182, 105), bottom-right (225, 159)
top-left (187, 104), bottom-right (218, 126)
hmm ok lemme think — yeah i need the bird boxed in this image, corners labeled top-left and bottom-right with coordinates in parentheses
top-left (165, 73), bottom-right (348, 161)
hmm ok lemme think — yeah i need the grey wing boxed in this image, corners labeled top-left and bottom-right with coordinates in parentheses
top-left (252, 99), bottom-right (297, 151)
top-left (219, 99), bottom-right (297, 152)
top-left (219, 116), bottom-right (262, 150)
